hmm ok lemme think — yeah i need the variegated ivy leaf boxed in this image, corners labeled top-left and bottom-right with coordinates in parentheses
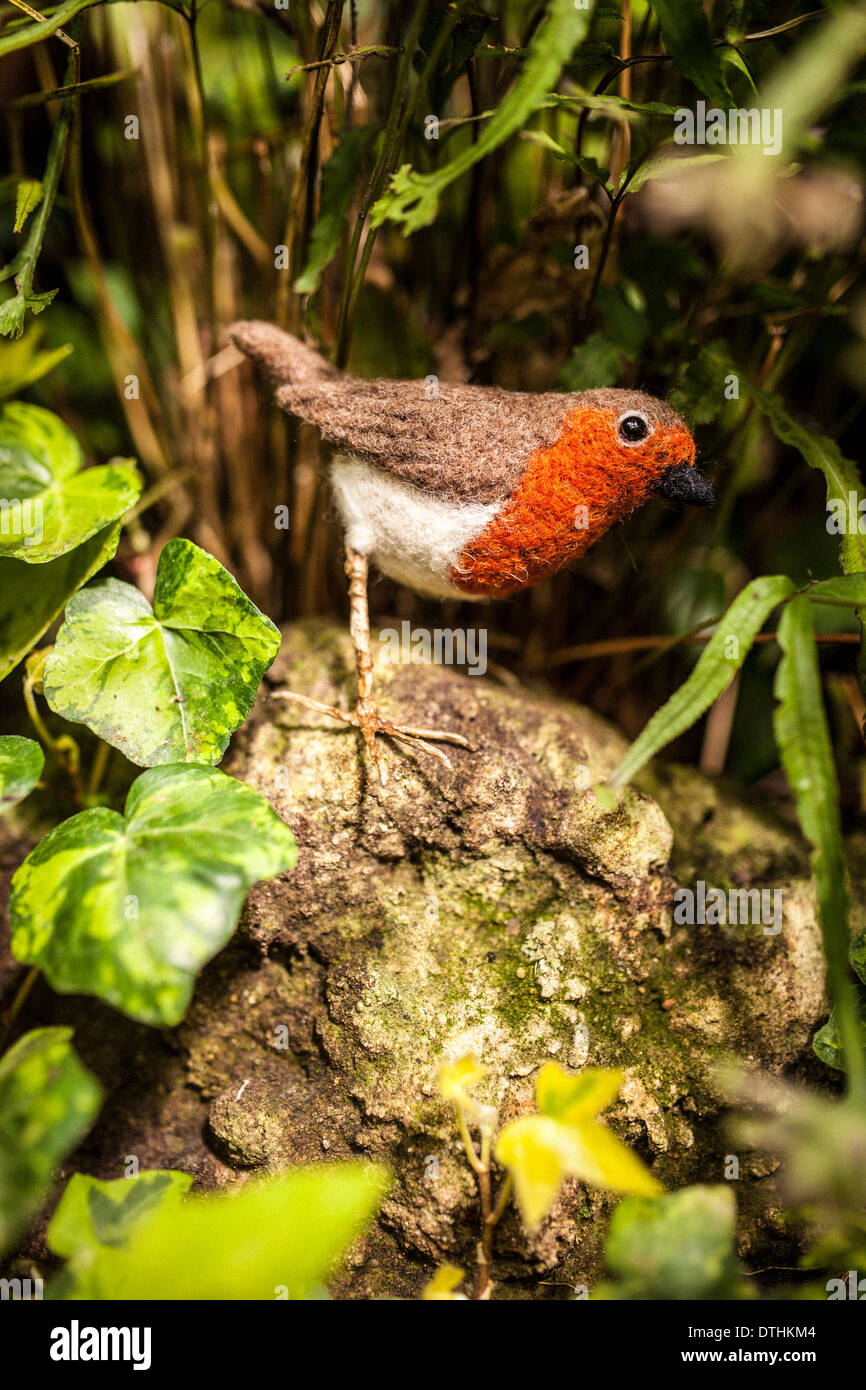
top-left (0, 734), bottom-right (43, 812)
top-left (0, 1027), bottom-right (102, 1256)
top-left (44, 538), bottom-right (281, 767)
top-left (598, 1185), bottom-right (745, 1300)
top-left (0, 522), bottom-right (123, 684)
top-left (48, 1170), bottom-right (193, 1298)
top-left (9, 763), bottom-right (297, 1026)
top-left (495, 1063), bottom-right (661, 1228)
top-left (0, 402), bottom-right (139, 562)
top-left (50, 1164), bottom-right (388, 1300)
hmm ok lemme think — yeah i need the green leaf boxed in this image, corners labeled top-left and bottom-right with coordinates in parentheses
top-left (13, 180), bottom-right (43, 234)
top-left (735, 374), bottom-right (866, 687)
top-left (9, 763), bottom-right (298, 1026)
top-left (0, 1027), bottom-right (102, 1256)
top-left (547, 89), bottom-right (679, 121)
top-left (607, 575), bottom-right (795, 789)
top-left (0, 0), bottom-right (104, 57)
top-left (813, 992), bottom-right (866, 1074)
top-left (558, 333), bottom-right (625, 391)
top-left (521, 130), bottom-right (613, 190)
top-left (52, 1163), bottom-right (388, 1299)
top-left (0, 734), bottom-right (43, 812)
top-left (806, 574), bottom-right (866, 608)
top-left (670, 343), bottom-right (727, 424)
top-left (0, 521), bottom-right (122, 685)
top-left (0, 287), bottom-right (58, 339)
top-left (774, 596), bottom-right (864, 1088)
top-left (0, 329), bottom-right (73, 401)
top-left (48, 1170), bottom-right (192, 1298)
top-left (371, 0), bottom-right (595, 233)
top-left (295, 128), bottom-right (377, 296)
top-left (445, 10), bottom-right (490, 76)
top-left (44, 539), bottom-right (281, 766)
top-left (0, 402), bottom-right (140, 561)
top-left (732, 372), bottom-right (866, 579)
top-left (649, 0), bottom-right (730, 107)
top-left (625, 148), bottom-right (728, 195)
top-left (599, 1185), bottom-right (746, 1300)
top-left (720, 44), bottom-right (758, 96)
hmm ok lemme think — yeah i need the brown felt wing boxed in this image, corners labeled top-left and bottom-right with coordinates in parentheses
top-left (274, 375), bottom-right (575, 506)
top-left (229, 320), bottom-right (672, 505)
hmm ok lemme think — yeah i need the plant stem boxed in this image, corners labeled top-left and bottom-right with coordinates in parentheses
top-left (456, 1104), bottom-right (483, 1173)
top-left (0, 967), bottom-right (40, 1055)
top-left (277, 0), bottom-right (345, 330)
top-left (587, 159), bottom-right (642, 310)
top-left (473, 1136), bottom-right (511, 1300)
top-left (335, 0), bottom-right (431, 365)
top-left (23, 668), bottom-right (84, 806)
top-left (87, 738), bottom-right (111, 799)
top-left (1, 44), bottom-right (75, 322)
top-left (337, 0), bottom-right (467, 363)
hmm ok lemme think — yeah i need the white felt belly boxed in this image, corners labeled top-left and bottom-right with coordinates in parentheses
top-left (329, 455), bottom-right (499, 600)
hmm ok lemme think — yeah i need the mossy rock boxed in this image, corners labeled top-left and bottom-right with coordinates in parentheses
top-left (2, 622), bottom-right (834, 1297)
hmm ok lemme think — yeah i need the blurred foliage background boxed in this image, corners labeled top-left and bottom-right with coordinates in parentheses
top-left (2, 0), bottom-right (865, 804)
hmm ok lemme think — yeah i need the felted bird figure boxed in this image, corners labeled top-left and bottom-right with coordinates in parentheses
top-left (230, 320), bottom-right (713, 785)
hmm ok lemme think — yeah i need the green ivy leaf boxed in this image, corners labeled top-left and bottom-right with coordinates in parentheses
top-left (0, 521), bottom-right (122, 685)
top-left (13, 179), bottom-right (43, 234)
top-left (597, 1185), bottom-right (747, 1300)
top-left (0, 734), bottom-right (43, 812)
top-left (649, 0), bottom-right (730, 107)
top-left (371, 0), bottom-right (595, 234)
top-left (44, 539), bottom-right (281, 766)
top-left (607, 575), bottom-right (795, 789)
top-left (0, 402), bottom-right (140, 561)
top-left (0, 1027), bottom-right (102, 1256)
top-left (51, 1163), bottom-right (388, 1300)
top-left (9, 763), bottom-right (298, 1026)
top-left (48, 1170), bottom-right (192, 1298)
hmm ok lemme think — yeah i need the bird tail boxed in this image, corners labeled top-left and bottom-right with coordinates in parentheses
top-left (229, 320), bottom-right (338, 386)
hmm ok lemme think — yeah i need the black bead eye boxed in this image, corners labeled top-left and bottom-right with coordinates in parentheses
top-left (617, 412), bottom-right (650, 444)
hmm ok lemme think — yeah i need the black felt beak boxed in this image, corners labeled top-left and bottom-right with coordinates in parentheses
top-left (653, 462), bottom-right (714, 507)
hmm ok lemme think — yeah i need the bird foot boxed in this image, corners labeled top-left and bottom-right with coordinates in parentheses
top-left (270, 689), bottom-right (476, 786)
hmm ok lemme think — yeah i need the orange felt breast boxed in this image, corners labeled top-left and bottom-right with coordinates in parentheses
top-left (450, 409), bottom-right (694, 598)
